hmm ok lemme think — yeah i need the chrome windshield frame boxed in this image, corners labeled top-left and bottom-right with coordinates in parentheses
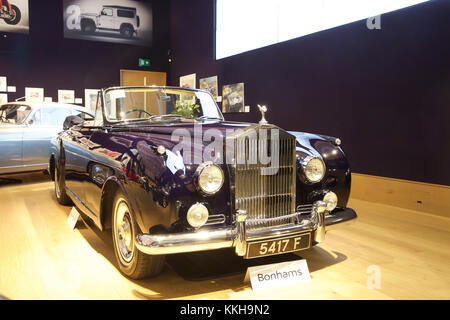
top-left (100, 86), bottom-right (224, 125)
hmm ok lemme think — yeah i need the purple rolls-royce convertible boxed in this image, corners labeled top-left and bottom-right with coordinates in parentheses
top-left (49, 86), bottom-right (357, 279)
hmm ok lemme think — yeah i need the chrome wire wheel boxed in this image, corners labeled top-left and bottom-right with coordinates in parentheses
top-left (114, 199), bottom-right (134, 265)
top-left (110, 191), bottom-right (166, 279)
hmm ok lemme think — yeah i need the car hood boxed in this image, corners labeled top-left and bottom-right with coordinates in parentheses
top-left (108, 119), bottom-right (251, 136)
top-left (104, 119), bottom-right (328, 160)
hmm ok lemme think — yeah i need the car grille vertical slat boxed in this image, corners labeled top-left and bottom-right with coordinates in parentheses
top-left (233, 127), bottom-right (296, 230)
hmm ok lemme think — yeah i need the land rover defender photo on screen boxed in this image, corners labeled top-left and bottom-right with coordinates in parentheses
top-left (79, 5), bottom-right (140, 38)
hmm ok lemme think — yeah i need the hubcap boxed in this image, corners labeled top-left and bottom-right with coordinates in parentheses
top-left (115, 200), bottom-right (134, 264)
top-left (6, 9), bottom-right (16, 21)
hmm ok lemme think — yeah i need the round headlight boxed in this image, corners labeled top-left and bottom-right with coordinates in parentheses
top-left (323, 191), bottom-right (338, 211)
top-left (187, 203), bottom-right (209, 228)
top-left (303, 157), bottom-right (326, 183)
top-left (197, 163), bottom-right (224, 195)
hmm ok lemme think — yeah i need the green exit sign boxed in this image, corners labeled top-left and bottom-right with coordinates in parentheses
top-left (139, 58), bottom-right (151, 67)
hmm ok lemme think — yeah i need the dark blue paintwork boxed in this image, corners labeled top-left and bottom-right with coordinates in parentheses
top-left (49, 95), bottom-right (352, 238)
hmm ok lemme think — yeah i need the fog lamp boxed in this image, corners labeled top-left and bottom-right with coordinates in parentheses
top-left (323, 191), bottom-right (338, 211)
top-left (187, 203), bottom-right (209, 228)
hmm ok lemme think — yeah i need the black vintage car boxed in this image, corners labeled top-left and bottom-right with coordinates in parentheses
top-left (49, 86), bottom-right (356, 279)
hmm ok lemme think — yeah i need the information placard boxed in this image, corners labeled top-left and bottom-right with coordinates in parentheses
top-left (67, 207), bottom-right (80, 230)
top-left (245, 259), bottom-right (311, 291)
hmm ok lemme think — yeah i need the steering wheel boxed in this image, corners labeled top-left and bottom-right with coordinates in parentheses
top-left (124, 109), bottom-right (152, 119)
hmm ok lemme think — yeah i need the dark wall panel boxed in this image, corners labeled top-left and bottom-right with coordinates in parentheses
top-left (169, 0), bottom-right (450, 186)
top-left (0, 0), bottom-right (170, 102)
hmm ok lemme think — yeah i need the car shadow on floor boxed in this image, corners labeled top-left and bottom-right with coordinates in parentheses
top-left (0, 171), bottom-right (50, 187)
top-left (78, 214), bottom-right (347, 299)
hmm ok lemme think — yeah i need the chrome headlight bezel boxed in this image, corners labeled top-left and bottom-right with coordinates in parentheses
top-left (195, 162), bottom-right (224, 196)
top-left (301, 156), bottom-right (326, 183)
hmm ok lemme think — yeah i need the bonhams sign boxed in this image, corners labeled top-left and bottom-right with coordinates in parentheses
top-left (244, 259), bottom-right (311, 291)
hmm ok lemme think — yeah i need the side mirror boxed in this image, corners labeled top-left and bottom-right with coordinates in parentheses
top-left (63, 115), bottom-right (85, 131)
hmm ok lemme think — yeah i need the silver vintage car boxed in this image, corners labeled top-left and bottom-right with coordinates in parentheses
top-left (0, 101), bottom-right (93, 175)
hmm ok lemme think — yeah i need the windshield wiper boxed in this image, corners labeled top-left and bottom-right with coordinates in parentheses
top-left (195, 115), bottom-right (222, 120)
top-left (149, 114), bottom-right (186, 120)
top-left (110, 115), bottom-right (188, 126)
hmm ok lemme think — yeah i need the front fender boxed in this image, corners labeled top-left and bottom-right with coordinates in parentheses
top-left (99, 175), bottom-right (147, 234)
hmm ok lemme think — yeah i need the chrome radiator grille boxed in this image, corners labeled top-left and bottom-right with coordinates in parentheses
top-left (231, 127), bottom-right (297, 230)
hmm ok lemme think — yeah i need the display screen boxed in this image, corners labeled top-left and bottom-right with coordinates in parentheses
top-left (0, 0), bottom-right (29, 34)
top-left (63, 0), bottom-right (153, 46)
top-left (215, 0), bottom-right (429, 59)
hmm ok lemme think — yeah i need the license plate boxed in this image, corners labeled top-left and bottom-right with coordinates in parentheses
top-left (245, 233), bottom-right (311, 259)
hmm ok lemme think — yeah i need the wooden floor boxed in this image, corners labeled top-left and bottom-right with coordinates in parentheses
top-left (0, 172), bottom-right (449, 300)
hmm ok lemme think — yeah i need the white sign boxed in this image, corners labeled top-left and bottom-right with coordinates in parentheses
top-left (245, 259), bottom-right (311, 291)
top-left (44, 97), bottom-right (53, 103)
top-left (7, 86), bottom-right (16, 93)
top-left (75, 98), bottom-right (83, 104)
top-left (67, 207), bottom-right (80, 230)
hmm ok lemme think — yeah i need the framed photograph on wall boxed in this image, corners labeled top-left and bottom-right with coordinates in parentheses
top-left (0, 77), bottom-right (7, 92)
top-left (58, 90), bottom-right (75, 104)
top-left (0, 0), bottom-right (30, 35)
top-left (199, 76), bottom-right (218, 101)
top-left (222, 82), bottom-right (245, 113)
top-left (63, 0), bottom-right (153, 47)
top-left (0, 94), bottom-right (7, 104)
top-left (179, 73), bottom-right (196, 89)
top-left (180, 73), bottom-right (196, 104)
top-left (85, 89), bottom-right (100, 114)
top-left (25, 87), bottom-right (44, 103)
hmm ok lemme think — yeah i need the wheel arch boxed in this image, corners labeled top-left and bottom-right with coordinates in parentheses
top-left (100, 176), bottom-right (142, 232)
top-left (120, 23), bottom-right (134, 32)
top-left (80, 18), bottom-right (96, 29)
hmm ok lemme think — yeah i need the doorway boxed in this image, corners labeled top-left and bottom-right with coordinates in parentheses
top-left (120, 70), bottom-right (167, 87)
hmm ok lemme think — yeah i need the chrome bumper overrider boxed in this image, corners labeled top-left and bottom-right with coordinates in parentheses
top-left (135, 201), bottom-right (357, 256)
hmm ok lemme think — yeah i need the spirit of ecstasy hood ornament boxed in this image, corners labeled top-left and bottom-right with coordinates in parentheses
top-left (257, 104), bottom-right (268, 125)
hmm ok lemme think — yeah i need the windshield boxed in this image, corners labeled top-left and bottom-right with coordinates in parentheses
top-left (103, 87), bottom-right (223, 122)
top-left (0, 104), bottom-right (32, 124)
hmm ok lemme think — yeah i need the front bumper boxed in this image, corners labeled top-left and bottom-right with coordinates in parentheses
top-left (135, 202), bottom-right (357, 257)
